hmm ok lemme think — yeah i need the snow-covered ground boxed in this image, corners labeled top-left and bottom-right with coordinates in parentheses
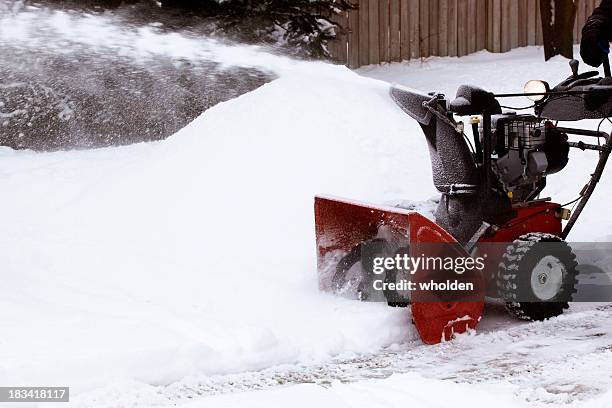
top-left (2, 8), bottom-right (612, 405)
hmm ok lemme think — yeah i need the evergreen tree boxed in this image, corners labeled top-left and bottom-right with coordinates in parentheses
top-left (161, 0), bottom-right (356, 57)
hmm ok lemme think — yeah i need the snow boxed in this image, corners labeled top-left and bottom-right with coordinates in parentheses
top-left (0, 4), bottom-right (292, 72)
top-left (0, 39), bottom-right (428, 394)
top-left (65, 302), bottom-right (612, 406)
top-left (3, 6), bottom-right (612, 405)
top-left (177, 373), bottom-right (528, 408)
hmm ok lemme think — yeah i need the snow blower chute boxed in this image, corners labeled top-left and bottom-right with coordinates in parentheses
top-left (315, 59), bottom-right (612, 344)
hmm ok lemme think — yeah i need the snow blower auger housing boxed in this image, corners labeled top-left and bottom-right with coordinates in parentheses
top-left (315, 59), bottom-right (612, 344)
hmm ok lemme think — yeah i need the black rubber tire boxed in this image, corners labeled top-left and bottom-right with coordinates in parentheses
top-left (497, 232), bottom-right (578, 321)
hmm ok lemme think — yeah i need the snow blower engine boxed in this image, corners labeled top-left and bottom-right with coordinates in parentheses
top-left (315, 58), bottom-right (612, 344)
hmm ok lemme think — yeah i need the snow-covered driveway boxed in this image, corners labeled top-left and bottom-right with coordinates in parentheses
top-left (69, 303), bottom-right (612, 407)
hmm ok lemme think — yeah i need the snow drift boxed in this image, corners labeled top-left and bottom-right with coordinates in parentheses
top-left (0, 56), bottom-right (434, 391)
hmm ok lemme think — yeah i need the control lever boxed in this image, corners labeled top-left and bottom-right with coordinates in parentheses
top-left (565, 60), bottom-right (598, 81)
top-left (570, 59), bottom-right (579, 77)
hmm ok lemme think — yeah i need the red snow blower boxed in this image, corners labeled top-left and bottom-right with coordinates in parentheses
top-left (315, 59), bottom-right (612, 344)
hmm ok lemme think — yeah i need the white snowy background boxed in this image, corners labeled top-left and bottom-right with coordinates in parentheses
top-left (1, 5), bottom-right (612, 408)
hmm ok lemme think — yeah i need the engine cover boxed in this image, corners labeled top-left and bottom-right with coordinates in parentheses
top-left (487, 114), bottom-right (569, 202)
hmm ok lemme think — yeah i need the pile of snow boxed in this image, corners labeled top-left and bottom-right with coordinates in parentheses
top-left (0, 51), bottom-right (434, 391)
top-left (1, 3), bottom-right (429, 392)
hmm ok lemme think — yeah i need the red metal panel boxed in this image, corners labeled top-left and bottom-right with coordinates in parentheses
top-left (482, 202), bottom-right (562, 243)
top-left (408, 214), bottom-right (484, 344)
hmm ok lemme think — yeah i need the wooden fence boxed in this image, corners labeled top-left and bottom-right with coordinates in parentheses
top-left (328, 0), bottom-right (599, 68)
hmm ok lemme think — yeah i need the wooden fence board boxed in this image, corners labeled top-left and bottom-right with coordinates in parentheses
top-left (389, 0), bottom-right (402, 61)
top-left (390, 0), bottom-right (401, 61)
top-left (400, 0), bottom-right (410, 60)
top-left (368, 0), bottom-right (380, 64)
top-left (409, 0), bottom-right (420, 59)
top-left (430, 0), bottom-right (440, 56)
top-left (492, 0), bottom-right (501, 52)
top-left (509, 0), bottom-right (518, 49)
top-left (342, 12), bottom-right (350, 63)
top-left (486, 0), bottom-right (493, 50)
top-left (500, 0), bottom-right (510, 51)
top-left (359, 0), bottom-right (370, 66)
top-left (379, 0), bottom-right (390, 62)
top-left (348, 6), bottom-right (360, 68)
top-left (476, 0), bottom-right (486, 50)
top-left (467, 0), bottom-right (477, 54)
top-left (439, 0), bottom-right (449, 56)
top-left (518, 0), bottom-right (526, 46)
top-left (420, 0), bottom-right (429, 57)
top-left (527, 0), bottom-right (536, 45)
top-left (457, 0), bottom-right (468, 56)
top-left (448, 0), bottom-right (458, 56)
top-left (338, 12), bottom-right (349, 64)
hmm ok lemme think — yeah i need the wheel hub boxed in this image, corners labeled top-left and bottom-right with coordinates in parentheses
top-left (538, 273), bottom-right (548, 284)
top-left (531, 255), bottom-right (565, 301)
